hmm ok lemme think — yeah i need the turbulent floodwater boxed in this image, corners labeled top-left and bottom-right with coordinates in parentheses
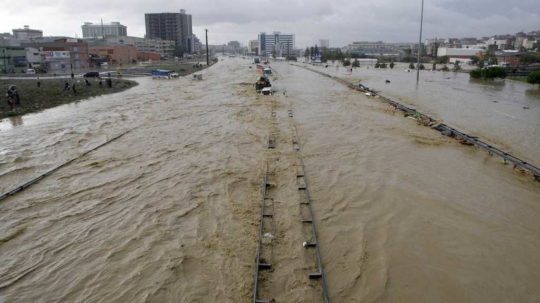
top-left (1, 58), bottom-right (540, 302)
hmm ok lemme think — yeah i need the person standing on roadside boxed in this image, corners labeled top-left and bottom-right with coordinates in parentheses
top-left (6, 85), bottom-right (20, 110)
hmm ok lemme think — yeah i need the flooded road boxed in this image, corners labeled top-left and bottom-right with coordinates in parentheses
top-left (1, 58), bottom-right (540, 302)
top-left (302, 63), bottom-right (540, 164)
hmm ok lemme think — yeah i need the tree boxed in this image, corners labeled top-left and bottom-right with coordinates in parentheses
top-left (436, 56), bottom-right (449, 64)
top-left (478, 60), bottom-right (485, 68)
top-left (527, 71), bottom-right (540, 85)
top-left (520, 54), bottom-right (540, 65)
top-left (470, 56), bottom-right (480, 65)
top-left (409, 63), bottom-right (415, 69)
top-left (470, 66), bottom-right (507, 79)
top-left (432, 63), bottom-right (437, 70)
top-left (453, 61), bottom-right (461, 71)
top-left (343, 59), bottom-right (351, 66)
top-left (390, 62), bottom-right (395, 69)
top-left (304, 47), bottom-right (310, 60)
top-left (484, 50), bottom-right (498, 65)
top-left (418, 63), bottom-right (425, 70)
top-left (352, 58), bottom-right (360, 67)
top-left (441, 65), bottom-right (450, 71)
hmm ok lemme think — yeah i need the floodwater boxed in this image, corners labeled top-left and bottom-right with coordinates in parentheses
top-left (303, 62), bottom-right (540, 164)
top-left (0, 58), bottom-right (539, 302)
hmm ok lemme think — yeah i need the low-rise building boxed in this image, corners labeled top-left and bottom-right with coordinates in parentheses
top-left (318, 39), bottom-right (329, 48)
top-left (89, 44), bottom-right (137, 66)
top-left (24, 38), bottom-right (90, 71)
top-left (137, 51), bottom-right (161, 61)
top-left (0, 46), bottom-right (27, 72)
top-left (425, 38), bottom-right (445, 57)
top-left (13, 25), bottom-right (43, 41)
top-left (487, 35), bottom-right (515, 50)
top-left (495, 51), bottom-right (530, 66)
top-left (346, 41), bottom-right (402, 57)
top-left (437, 47), bottom-right (484, 63)
top-left (25, 47), bottom-right (42, 67)
top-left (94, 36), bottom-right (175, 58)
top-left (248, 40), bottom-right (258, 55)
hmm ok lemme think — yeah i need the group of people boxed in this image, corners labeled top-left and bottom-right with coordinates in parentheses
top-left (4, 75), bottom-right (116, 111)
top-left (62, 76), bottom-right (113, 95)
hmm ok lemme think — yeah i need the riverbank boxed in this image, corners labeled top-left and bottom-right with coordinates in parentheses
top-left (0, 78), bottom-right (138, 120)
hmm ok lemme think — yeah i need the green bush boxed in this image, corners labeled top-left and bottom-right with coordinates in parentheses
top-left (390, 62), bottom-right (395, 69)
top-left (527, 71), bottom-right (540, 85)
top-left (342, 59), bottom-right (351, 66)
top-left (470, 69), bottom-right (483, 78)
top-left (470, 67), bottom-right (507, 79)
top-left (352, 59), bottom-right (360, 67)
top-left (484, 66), bottom-right (507, 78)
top-left (409, 63), bottom-right (415, 69)
top-left (380, 63), bottom-right (388, 68)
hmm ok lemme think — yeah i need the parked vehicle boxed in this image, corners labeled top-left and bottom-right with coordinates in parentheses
top-left (26, 69), bottom-right (36, 74)
top-left (152, 69), bottom-right (175, 79)
top-left (84, 71), bottom-right (100, 78)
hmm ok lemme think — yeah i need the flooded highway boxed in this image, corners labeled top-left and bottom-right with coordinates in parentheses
top-left (303, 62), bottom-right (540, 164)
top-left (1, 58), bottom-right (540, 302)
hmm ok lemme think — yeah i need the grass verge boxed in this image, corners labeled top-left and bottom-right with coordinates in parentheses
top-left (0, 78), bottom-right (137, 120)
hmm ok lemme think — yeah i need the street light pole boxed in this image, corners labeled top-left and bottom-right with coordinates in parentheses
top-left (205, 29), bottom-right (209, 66)
top-left (2, 49), bottom-right (6, 73)
top-left (416, 0), bottom-right (425, 83)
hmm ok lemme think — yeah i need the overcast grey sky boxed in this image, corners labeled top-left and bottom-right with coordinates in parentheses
top-left (0, 0), bottom-right (538, 47)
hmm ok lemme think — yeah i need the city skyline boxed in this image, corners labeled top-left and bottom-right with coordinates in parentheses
top-left (0, 0), bottom-right (539, 47)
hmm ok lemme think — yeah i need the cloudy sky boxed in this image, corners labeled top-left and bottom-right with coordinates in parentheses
top-left (0, 0), bottom-right (538, 47)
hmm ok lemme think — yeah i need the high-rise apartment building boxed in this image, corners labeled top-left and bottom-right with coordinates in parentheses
top-left (258, 32), bottom-right (295, 57)
top-left (145, 10), bottom-right (194, 54)
top-left (82, 22), bottom-right (127, 38)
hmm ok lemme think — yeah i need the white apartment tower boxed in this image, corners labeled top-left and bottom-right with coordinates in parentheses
top-left (258, 32), bottom-right (295, 57)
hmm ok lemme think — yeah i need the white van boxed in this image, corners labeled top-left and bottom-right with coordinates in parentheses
top-left (26, 68), bottom-right (36, 74)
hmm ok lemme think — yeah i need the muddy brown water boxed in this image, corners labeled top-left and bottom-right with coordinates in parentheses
top-left (303, 62), bottom-right (540, 164)
top-left (0, 58), bottom-right (539, 302)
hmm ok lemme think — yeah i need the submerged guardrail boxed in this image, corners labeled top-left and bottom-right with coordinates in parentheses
top-left (295, 64), bottom-right (540, 181)
top-left (0, 128), bottom-right (134, 202)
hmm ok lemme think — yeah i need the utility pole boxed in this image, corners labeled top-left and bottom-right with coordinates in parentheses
top-left (2, 49), bottom-right (6, 73)
top-left (205, 29), bottom-right (209, 66)
top-left (416, 0), bottom-right (425, 83)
